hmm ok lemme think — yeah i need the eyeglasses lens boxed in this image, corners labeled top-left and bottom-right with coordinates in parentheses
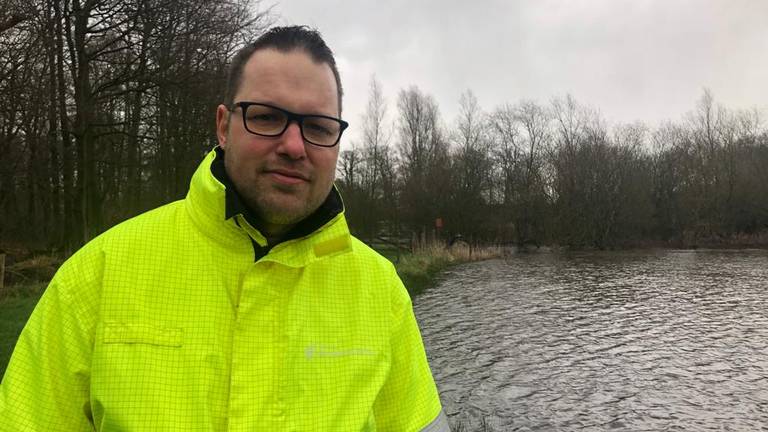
top-left (245, 105), bottom-right (286, 135)
top-left (242, 103), bottom-right (342, 147)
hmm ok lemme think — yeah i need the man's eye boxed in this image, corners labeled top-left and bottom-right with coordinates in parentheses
top-left (305, 121), bottom-right (334, 136)
top-left (250, 114), bottom-right (281, 122)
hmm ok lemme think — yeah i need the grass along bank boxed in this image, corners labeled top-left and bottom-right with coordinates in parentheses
top-left (391, 241), bottom-right (504, 297)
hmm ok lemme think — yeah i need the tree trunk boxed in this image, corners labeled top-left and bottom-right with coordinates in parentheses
top-left (71, 0), bottom-right (95, 245)
top-left (45, 0), bottom-right (62, 248)
top-left (53, 0), bottom-right (76, 252)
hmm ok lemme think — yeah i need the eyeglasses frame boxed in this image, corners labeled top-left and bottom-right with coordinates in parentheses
top-left (229, 101), bottom-right (349, 148)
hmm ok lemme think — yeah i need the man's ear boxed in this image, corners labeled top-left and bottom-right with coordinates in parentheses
top-left (216, 104), bottom-right (230, 149)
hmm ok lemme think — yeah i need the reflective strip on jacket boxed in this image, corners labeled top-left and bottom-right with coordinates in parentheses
top-left (0, 149), bottom-right (448, 431)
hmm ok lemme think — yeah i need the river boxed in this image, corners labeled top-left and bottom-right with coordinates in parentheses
top-left (414, 249), bottom-right (768, 431)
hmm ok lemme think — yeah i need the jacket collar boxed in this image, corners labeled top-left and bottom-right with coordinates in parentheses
top-left (209, 146), bottom-right (344, 244)
top-left (184, 148), bottom-right (351, 266)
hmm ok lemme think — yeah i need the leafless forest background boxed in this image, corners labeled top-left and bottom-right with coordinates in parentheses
top-left (2, 0), bottom-right (767, 257)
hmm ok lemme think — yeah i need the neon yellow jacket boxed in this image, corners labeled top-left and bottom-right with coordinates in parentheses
top-left (0, 149), bottom-right (448, 431)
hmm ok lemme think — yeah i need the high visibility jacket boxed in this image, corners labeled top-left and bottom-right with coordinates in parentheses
top-left (0, 149), bottom-right (449, 431)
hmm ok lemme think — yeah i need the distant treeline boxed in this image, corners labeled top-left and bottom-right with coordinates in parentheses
top-left (1, 2), bottom-right (766, 253)
top-left (337, 81), bottom-right (768, 249)
top-left (0, 0), bottom-right (270, 252)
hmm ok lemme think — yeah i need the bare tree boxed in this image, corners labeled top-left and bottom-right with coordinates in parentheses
top-left (357, 76), bottom-right (392, 238)
top-left (449, 90), bottom-right (492, 238)
top-left (510, 100), bottom-right (550, 245)
top-left (396, 86), bottom-right (449, 240)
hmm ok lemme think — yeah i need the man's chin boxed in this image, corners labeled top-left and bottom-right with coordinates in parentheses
top-left (244, 187), bottom-right (324, 227)
top-left (256, 198), bottom-right (313, 226)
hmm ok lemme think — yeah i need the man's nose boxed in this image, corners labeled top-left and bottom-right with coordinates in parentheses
top-left (276, 121), bottom-right (307, 159)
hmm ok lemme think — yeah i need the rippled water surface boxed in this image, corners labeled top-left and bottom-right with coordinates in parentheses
top-left (414, 250), bottom-right (768, 431)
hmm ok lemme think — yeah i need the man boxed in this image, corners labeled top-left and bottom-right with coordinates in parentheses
top-left (0, 26), bottom-right (449, 431)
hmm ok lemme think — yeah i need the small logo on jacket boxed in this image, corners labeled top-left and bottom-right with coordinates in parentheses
top-left (305, 345), bottom-right (377, 359)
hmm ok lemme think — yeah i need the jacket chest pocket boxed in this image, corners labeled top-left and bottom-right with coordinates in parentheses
top-left (91, 323), bottom-right (226, 429)
top-left (93, 323), bottom-right (188, 417)
top-left (103, 322), bottom-right (184, 347)
top-left (95, 322), bottom-right (187, 389)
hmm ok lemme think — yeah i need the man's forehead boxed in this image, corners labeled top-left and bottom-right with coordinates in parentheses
top-left (242, 48), bottom-right (333, 82)
top-left (238, 48), bottom-right (339, 113)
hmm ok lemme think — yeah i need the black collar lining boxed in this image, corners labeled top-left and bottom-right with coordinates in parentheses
top-left (210, 147), bottom-right (343, 257)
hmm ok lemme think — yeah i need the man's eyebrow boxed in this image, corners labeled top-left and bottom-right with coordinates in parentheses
top-left (249, 101), bottom-right (337, 118)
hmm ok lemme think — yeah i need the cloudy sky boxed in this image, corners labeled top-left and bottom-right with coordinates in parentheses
top-left (273, 0), bottom-right (768, 148)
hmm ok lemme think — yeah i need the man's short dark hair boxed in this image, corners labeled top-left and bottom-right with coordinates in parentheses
top-left (224, 25), bottom-right (343, 114)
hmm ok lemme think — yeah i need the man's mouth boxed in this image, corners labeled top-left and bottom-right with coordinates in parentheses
top-left (266, 168), bottom-right (310, 185)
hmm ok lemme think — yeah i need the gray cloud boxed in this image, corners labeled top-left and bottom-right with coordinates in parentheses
top-left (275, 0), bottom-right (768, 146)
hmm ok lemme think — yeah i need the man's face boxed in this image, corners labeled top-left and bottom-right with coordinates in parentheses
top-left (216, 48), bottom-right (340, 233)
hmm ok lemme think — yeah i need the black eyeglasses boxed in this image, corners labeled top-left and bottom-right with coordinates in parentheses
top-left (229, 102), bottom-right (349, 148)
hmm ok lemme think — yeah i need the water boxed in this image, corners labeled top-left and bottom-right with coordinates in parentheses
top-left (414, 249), bottom-right (768, 431)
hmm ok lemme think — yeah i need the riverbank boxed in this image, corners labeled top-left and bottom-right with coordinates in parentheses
top-left (393, 242), bottom-right (504, 297)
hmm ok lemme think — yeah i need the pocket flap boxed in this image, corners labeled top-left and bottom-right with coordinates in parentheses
top-left (103, 322), bottom-right (183, 347)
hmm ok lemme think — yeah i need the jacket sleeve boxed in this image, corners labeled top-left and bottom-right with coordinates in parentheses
top-left (0, 273), bottom-right (96, 431)
top-left (372, 277), bottom-right (450, 432)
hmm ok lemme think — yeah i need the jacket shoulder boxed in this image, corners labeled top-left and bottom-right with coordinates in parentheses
top-left (345, 236), bottom-right (413, 298)
top-left (347, 236), bottom-right (399, 274)
top-left (99, 200), bottom-right (187, 246)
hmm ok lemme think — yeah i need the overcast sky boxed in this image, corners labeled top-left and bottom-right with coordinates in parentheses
top-left (273, 0), bottom-right (768, 148)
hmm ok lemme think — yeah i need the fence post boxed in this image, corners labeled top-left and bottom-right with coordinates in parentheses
top-left (0, 253), bottom-right (5, 295)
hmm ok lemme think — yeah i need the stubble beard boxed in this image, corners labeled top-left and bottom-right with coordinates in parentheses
top-left (224, 151), bottom-right (326, 230)
top-left (249, 184), bottom-right (314, 227)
